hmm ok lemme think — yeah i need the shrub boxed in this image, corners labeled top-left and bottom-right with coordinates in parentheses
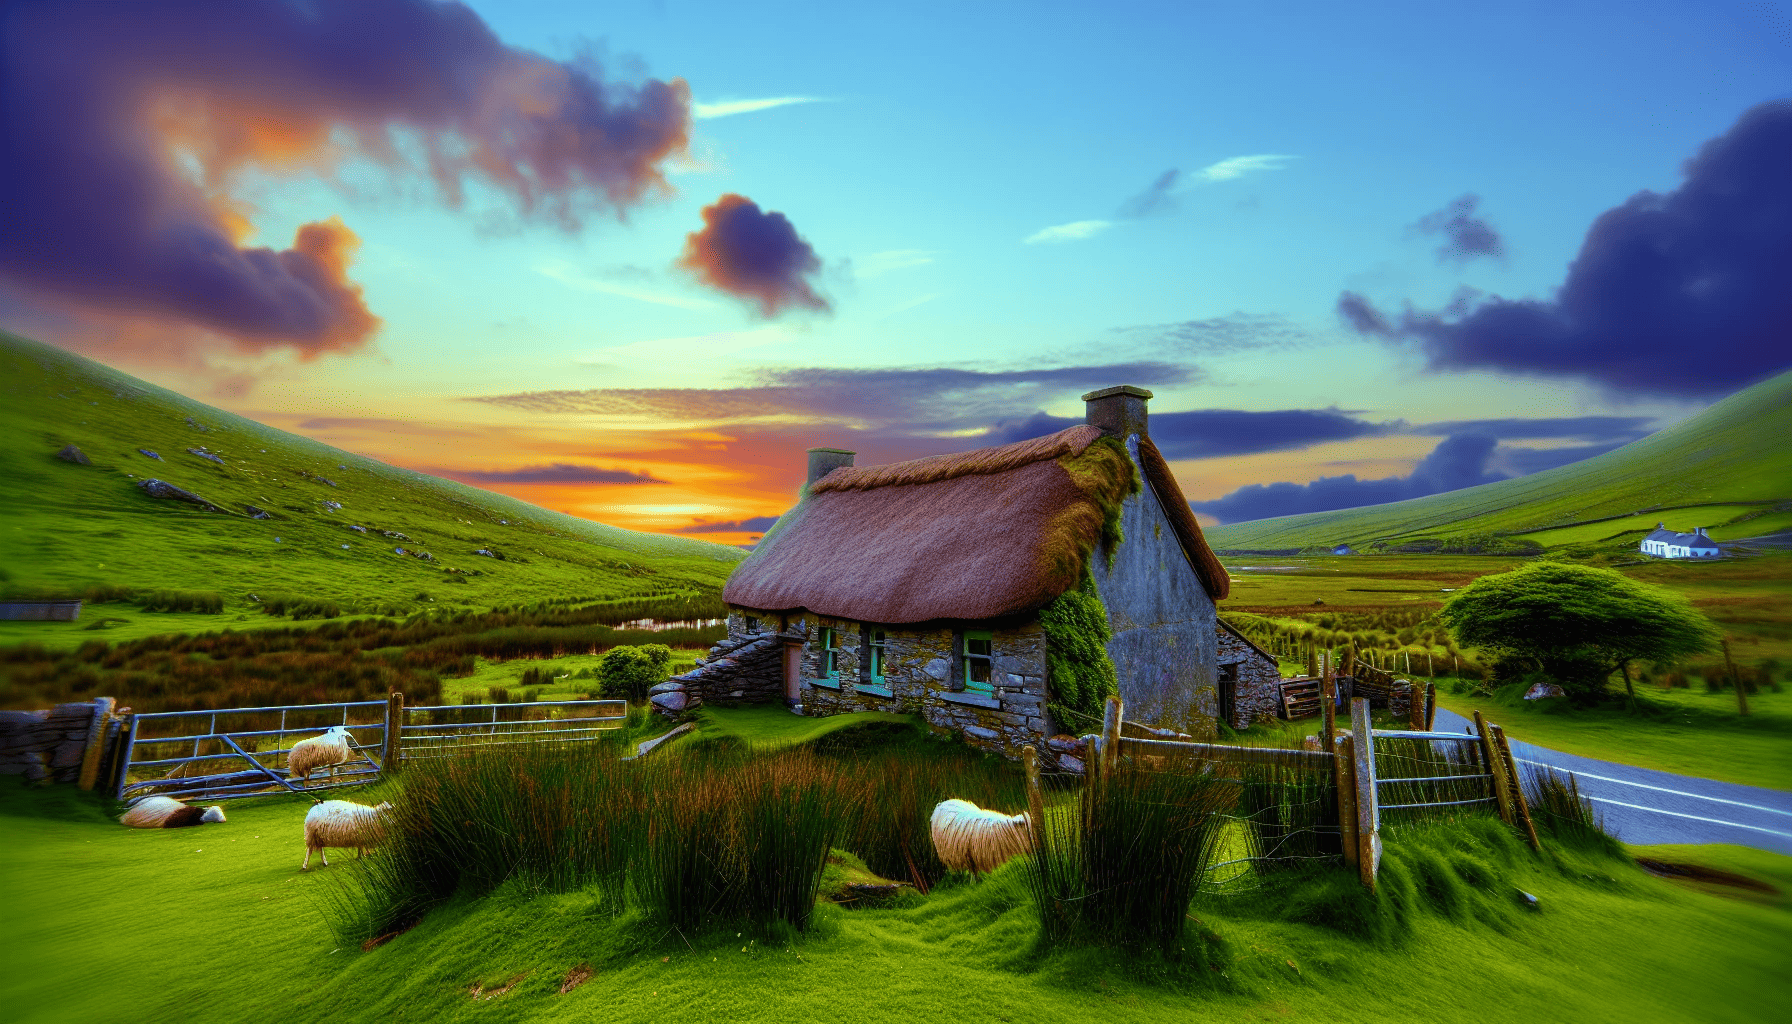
top-left (595, 644), bottom-right (673, 702)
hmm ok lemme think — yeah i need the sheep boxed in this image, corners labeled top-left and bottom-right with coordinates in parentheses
top-left (929, 798), bottom-right (1033, 876)
top-left (287, 726), bottom-right (353, 783)
top-left (120, 796), bottom-right (226, 829)
top-left (301, 799), bottom-right (392, 869)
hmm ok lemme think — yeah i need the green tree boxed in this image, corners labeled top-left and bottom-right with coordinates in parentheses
top-left (596, 643), bottom-right (675, 702)
top-left (1437, 563), bottom-right (1721, 704)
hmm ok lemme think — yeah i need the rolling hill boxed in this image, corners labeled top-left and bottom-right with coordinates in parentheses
top-left (1204, 368), bottom-right (1792, 554)
top-left (0, 332), bottom-right (743, 618)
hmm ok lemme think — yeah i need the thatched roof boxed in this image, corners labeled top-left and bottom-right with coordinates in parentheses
top-left (724, 425), bottom-right (1229, 624)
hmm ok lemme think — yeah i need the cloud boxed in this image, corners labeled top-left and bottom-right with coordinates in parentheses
top-left (0, 0), bottom-right (691, 356)
top-left (856, 250), bottom-right (937, 278)
top-left (1024, 220), bottom-right (1113, 244)
top-left (1340, 101), bottom-right (1792, 396)
top-left (1117, 169), bottom-right (1180, 218)
top-left (676, 515), bottom-right (780, 534)
top-left (1412, 415), bottom-right (1653, 443)
top-left (449, 464), bottom-right (670, 485)
top-left (1490, 441), bottom-right (1630, 476)
top-left (538, 262), bottom-right (715, 310)
top-left (1125, 313), bottom-right (1312, 355)
top-left (676, 193), bottom-right (829, 316)
top-left (693, 97), bottom-right (824, 119)
top-left (1194, 154), bottom-right (1298, 183)
top-left (468, 361), bottom-right (1194, 431)
top-left (1191, 433), bottom-right (1506, 524)
top-left (1410, 194), bottom-right (1506, 263)
top-left (978, 406), bottom-right (1398, 459)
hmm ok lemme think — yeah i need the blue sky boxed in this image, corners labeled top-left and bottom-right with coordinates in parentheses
top-left (3, 0), bottom-right (1788, 540)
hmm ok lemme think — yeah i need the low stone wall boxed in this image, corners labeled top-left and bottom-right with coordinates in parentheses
top-left (649, 630), bottom-right (787, 713)
top-left (0, 698), bottom-right (115, 784)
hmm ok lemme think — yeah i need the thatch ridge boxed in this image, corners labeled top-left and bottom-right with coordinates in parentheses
top-left (811, 425), bottom-right (1103, 492)
top-left (1137, 436), bottom-right (1230, 601)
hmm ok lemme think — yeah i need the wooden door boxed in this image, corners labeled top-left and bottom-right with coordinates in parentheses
top-left (783, 641), bottom-right (803, 703)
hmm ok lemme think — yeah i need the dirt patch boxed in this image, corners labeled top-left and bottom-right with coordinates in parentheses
top-left (1636, 858), bottom-right (1781, 895)
top-left (560, 964), bottom-right (594, 994)
top-left (469, 972), bottom-right (529, 1000)
top-left (359, 923), bottom-right (415, 951)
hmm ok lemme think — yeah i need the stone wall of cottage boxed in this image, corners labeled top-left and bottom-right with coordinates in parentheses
top-left (1216, 626), bottom-right (1284, 730)
top-left (648, 611), bottom-right (787, 713)
top-left (0, 698), bottom-right (119, 785)
top-left (793, 613), bottom-right (1053, 760)
top-left (1089, 434), bottom-right (1220, 739)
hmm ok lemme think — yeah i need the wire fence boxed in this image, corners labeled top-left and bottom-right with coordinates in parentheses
top-left (398, 699), bottom-right (628, 760)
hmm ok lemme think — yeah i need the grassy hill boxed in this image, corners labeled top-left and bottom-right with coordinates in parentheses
top-left (0, 331), bottom-right (743, 624)
top-left (1205, 369), bottom-right (1792, 554)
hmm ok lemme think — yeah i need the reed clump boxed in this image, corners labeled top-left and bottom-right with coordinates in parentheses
top-left (1026, 757), bottom-right (1230, 953)
top-left (1522, 764), bottom-right (1621, 855)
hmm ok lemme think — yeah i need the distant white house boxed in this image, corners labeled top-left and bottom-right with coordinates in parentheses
top-left (1640, 523), bottom-right (1721, 559)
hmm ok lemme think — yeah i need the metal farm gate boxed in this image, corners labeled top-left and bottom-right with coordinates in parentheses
top-left (114, 695), bottom-right (628, 803)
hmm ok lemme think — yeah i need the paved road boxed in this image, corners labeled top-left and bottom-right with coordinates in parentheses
top-left (1431, 708), bottom-right (1792, 855)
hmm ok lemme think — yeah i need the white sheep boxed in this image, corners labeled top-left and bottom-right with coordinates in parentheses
top-left (120, 796), bottom-right (226, 829)
top-left (287, 726), bottom-right (353, 783)
top-left (301, 799), bottom-right (392, 869)
top-left (930, 798), bottom-right (1033, 876)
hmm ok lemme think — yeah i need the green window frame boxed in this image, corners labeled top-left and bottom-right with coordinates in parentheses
top-left (962, 630), bottom-right (994, 693)
top-left (870, 629), bottom-right (888, 685)
top-left (820, 626), bottom-right (840, 680)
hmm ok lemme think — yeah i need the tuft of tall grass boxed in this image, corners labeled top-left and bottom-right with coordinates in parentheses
top-left (138, 589), bottom-right (224, 614)
top-left (831, 744), bottom-right (1028, 892)
top-left (1026, 759), bottom-right (1230, 952)
top-left (1521, 764), bottom-right (1621, 855)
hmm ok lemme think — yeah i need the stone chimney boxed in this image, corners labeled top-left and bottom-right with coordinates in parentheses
top-left (1695, 526), bottom-right (1708, 538)
top-left (1083, 385), bottom-right (1152, 439)
top-left (806, 447), bottom-right (855, 488)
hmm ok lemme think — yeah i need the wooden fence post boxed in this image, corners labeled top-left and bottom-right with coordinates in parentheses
top-left (382, 691), bottom-right (405, 774)
top-left (77, 697), bottom-right (116, 791)
top-left (111, 713), bottom-right (137, 801)
top-left (1336, 732), bottom-right (1359, 870)
top-left (1349, 698), bottom-right (1378, 891)
top-left (1321, 651), bottom-right (1336, 754)
top-left (1022, 744), bottom-right (1046, 852)
top-left (1423, 682), bottom-right (1438, 731)
top-left (1492, 725), bottom-right (1540, 850)
top-left (1407, 680), bottom-right (1424, 730)
top-left (1473, 710), bottom-right (1514, 825)
top-left (1099, 696), bottom-right (1123, 773)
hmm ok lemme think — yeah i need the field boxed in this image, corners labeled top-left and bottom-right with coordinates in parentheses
top-left (6, 733), bottom-right (1792, 1024)
top-left (1203, 367), bottom-right (1792, 554)
top-left (0, 331), bottom-right (743, 622)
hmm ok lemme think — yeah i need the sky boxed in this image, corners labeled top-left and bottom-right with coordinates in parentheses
top-left (2, 0), bottom-right (1789, 546)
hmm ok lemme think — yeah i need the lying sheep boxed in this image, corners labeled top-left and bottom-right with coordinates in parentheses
top-left (930, 798), bottom-right (1032, 876)
top-left (301, 799), bottom-right (392, 869)
top-left (120, 796), bottom-right (226, 829)
top-left (287, 726), bottom-right (353, 783)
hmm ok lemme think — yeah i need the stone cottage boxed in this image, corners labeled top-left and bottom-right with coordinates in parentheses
top-left (1640, 523), bottom-right (1721, 559)
top-left (1216, 618), bottom-right (1283, 730)
top-left (652, 386), bottom-right (1249, 758)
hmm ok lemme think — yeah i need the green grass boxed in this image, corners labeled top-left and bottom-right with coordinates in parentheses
top-left (7, 778), bottom-right (1792, 1023)
top-left (436, 651), bottom-right (704, 704)
top-left (1516, 504), bottom-right (1767, 548)
top-left (688, 705), bottom-right (924, 751)
top-left (0, 331), bottom-right (742, 633)
top-left (1205, 367), bottom-right (1792, 553)
top-left (1437, 684), bottom-right (1792, 789)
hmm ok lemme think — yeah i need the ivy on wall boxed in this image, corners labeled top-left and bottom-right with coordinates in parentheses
top-left (1040, 572), bottom-right (1120, 731)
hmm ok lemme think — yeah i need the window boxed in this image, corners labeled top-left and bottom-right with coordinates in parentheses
top-left (745, 615), bottom-right (760, 633)
top-left (820, 627), bottom-right (840, 680)
top-left (963, 630), bottom-right (994, 693)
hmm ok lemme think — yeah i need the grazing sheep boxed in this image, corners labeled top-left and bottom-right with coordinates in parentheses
top-left (287, 726), bottom-right (353, 783)
top-left (930, 798), bottom-right (1033, 876)
top-left (302, 799), bottom-right (392, 869)
top-left (120, 796), bottom-right (226, 829)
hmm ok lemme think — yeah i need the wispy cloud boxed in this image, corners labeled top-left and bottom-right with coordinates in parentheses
top-left (1192, 154), bottom-right (1298, 183)
top-left (449, 464), bottom-right (670, 485)
top-left (856, 250), bottom-right (938, 278)
top-left (693, 97), bottom-right (827, 119)
top-left (1023, 219), bottom-right (1113, 244)
top-left (537, 262), bottom-right (714, 310)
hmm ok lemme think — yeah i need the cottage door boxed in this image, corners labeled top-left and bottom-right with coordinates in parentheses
top-left (782, 639), bottom-right (803, 704)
